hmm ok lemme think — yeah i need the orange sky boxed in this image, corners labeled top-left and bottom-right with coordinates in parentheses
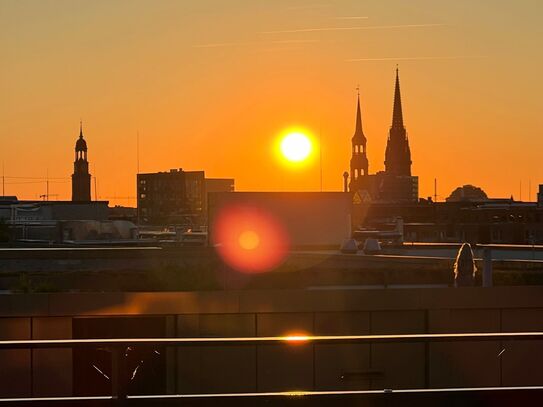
top-left (1, 0), bottom-right (542, 206)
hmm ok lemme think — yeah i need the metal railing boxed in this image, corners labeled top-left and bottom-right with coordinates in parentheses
top-left (1, 332), bottom-right (543, 403)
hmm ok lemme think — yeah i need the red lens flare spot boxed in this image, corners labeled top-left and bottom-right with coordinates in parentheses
top-left (238, 230), bottom-right (260, 251)
top-left (212, 205), bottom-right (290, 273)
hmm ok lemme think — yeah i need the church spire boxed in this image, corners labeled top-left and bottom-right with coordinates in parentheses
top-left (354, 90), bottom-right (365, 142)
top-left (355, 92), bottom-right (363, 137)
top-left (392, 67), bottom-right (404, 129)
top-left (72, 121), bottom-right (91, 202)
top-left (349, 87), bottom-right (369, 190)
top-left (384, 67), bottom-right (412, 176)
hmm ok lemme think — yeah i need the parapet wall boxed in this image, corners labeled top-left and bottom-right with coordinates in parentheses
top-left (2, 287), bottom-right (543, 397)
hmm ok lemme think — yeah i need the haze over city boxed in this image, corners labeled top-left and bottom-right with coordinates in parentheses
top-left (1, 0), bottom-right (542, 205)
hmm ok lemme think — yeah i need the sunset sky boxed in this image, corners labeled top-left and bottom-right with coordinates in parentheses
top-left (1, 0), bottom-right (542, 206)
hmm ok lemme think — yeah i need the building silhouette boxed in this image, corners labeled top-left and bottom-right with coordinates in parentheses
top-left (71, 122), bottom-right (91, 202)
top-left (349, 90), bottom-right (369, 191)
top-left (137, 169), bottom-right (234, 226)
top-left (348, 69), bottom-right (418, 203)
top-left (385, 69), bottom-right (412, 176)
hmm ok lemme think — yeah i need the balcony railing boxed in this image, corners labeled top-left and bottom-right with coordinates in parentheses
top-left (1, 332), bottom-right (543, 405)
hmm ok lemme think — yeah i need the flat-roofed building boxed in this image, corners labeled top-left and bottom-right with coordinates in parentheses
top-left (137, 169), bottom-right (234, 226)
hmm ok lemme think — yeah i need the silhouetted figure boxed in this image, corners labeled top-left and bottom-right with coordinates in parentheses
top-left (343, 171), bottom-right (349, 192)
top-left (454, 243), bottom-right (477, 287)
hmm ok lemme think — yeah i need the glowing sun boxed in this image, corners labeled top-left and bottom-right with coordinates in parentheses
top-left (280, 132), bottom-right (312, 162)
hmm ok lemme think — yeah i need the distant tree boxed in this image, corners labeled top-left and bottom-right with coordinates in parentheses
top-left (446, 185), bottom-right (488, 202)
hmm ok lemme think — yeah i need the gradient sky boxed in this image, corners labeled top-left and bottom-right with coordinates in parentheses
top-left (1, 0), bottom-right (542, 206)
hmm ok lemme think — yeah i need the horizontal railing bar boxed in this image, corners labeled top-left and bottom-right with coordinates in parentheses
top-left (0, 396), bottom-right (111, 402)
top-left (2, 386), bottom-right (543, 403)
top-left (1, 332), bottom-right (543, 349)
top-left (131, 385), bottom-right (543, 398)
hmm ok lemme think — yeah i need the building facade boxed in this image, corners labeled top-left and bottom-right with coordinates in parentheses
top-left (137, 169), bottom-right (234, 226)
top-left (359, 199), bottom-right (543, 244)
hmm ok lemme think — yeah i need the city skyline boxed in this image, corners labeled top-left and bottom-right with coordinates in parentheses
top-left (1, 0), bottom-right (542, 205)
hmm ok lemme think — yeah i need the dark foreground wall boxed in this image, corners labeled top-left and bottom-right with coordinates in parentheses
top-left (2, 287), bottom-right (543, 399)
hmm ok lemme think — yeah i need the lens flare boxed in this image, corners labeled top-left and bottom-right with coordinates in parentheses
top-left (238, 230), bottom-right (260, 250)
top-left (212, 204), bottom-right (290, 273)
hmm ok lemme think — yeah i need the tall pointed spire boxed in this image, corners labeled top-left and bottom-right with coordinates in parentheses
top-left (353, 86), bottom-right (366, 142)
top-left (385, 67), bottom-right (412, 176)
top-left (392, 67), bottom-right (404, 129)
top-left (349, 86), bottom-right (369, 189)
top-left (79, 120), bottom-right (83, 138)
top-left (355, 93), bottom-right (363, 135)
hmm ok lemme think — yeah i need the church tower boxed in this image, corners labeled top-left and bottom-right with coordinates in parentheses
top-left (71, 122), bottom-right (91, 201)
top-left (349, 90), bottom-right (369, 192)
top-left (384, 68), bottom-right (412, 176)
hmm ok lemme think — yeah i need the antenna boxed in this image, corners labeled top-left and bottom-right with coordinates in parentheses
top-left (46, 169), bottom-right (49, 201)
top-left (319, 126), bottom-right (323, 192)
top-left (434, 178), bottom-right (438, 202)
top-left (520, 181), bottom-right (522, 202)
top-left (2, 162), bottom-right (4, 197)
top-left (93, 164), bottom-right (98, 201)
top-left (136, 131), bottom-right (140, 175)
top-left (94, 176), bottom-right (98, 201)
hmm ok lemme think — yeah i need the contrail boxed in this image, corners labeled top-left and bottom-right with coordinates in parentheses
top-left (335, 16), bottom-right (369, 20)
top-left (346, 55), bottom-right (486, 62)
top-left (192, 42), bottom-right (239, 48)
top-left (268, 39), bottom-right (319, 44)
top-left (285, 4), bottom-right (331, 10)
top-left (262, 23), bottom-right (446, 34)
top-left (193, 39), bottom-right (318, 48)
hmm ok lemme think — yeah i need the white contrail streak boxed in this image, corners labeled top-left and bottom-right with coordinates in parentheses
top-left (335, 16), bottom-right (369, 20)
top-left (346, 55), bottom-right (486, 62)
top-left (192, 43), bottom-right (240, 48)
top-left (262, 23), bottom-right (446, 34)
top-left (193, 39), bottom-right (318, 48)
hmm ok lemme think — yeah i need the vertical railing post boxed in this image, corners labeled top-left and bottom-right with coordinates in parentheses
top-left (483, 247), bottom-right (493, 287)
top-left (111, 346), bottom-right (127, 403)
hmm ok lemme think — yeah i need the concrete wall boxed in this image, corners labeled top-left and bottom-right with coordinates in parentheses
top-left (0, 316), bottom-right (72, 397)
top-left (2, 287), bottom-right (543, 397)
top-left (0, 247), bottom-right (457, 292)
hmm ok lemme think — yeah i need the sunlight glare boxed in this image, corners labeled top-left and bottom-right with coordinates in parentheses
top-left (280, 132), bottom-right (312, 162)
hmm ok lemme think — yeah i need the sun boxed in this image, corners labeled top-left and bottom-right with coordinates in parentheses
top-left (280, 132), bottom-right (312, 162)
